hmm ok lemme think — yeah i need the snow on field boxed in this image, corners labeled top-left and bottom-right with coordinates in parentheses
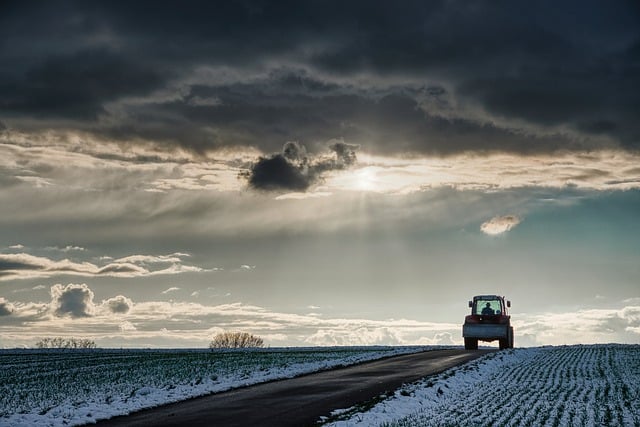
top-left (0, 346), bottom-right (431, 427)
top-left (324, 345), bottom-right (640, 427)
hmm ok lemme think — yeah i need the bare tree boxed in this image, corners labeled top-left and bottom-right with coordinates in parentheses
top-left (34, 337), bottom-right (97, 349)
top-left (209, 331), bottom-right (264, 349)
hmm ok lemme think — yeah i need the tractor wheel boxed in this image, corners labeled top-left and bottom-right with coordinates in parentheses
top-left (499, 338), bottom-right (508, 350)
top-left (509, 327), bottom-right (514, 348)
top-left (464, 338), bottom-right (478, 350)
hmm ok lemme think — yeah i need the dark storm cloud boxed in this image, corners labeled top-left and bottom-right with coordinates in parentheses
top-left (245, 141), bottom-right (359, 191)
top-left (1, 0), bottom-right (639, 153)
top-left (0, 49), bottom-right (163, 120)
top-left (124, 69), bottom-right (573, 155)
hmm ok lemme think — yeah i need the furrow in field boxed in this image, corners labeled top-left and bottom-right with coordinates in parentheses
top-left (349, 345), bottom-right (640, 427)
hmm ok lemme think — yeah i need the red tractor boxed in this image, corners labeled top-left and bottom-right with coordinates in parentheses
top-left (463, 295), bottom-right (514, 350)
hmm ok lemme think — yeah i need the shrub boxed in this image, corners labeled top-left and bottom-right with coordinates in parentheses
top-left (209, 331), bottom-right (264, 349)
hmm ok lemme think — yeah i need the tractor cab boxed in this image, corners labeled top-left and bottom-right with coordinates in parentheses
top-left (469, 295), bottom-right (510, 319)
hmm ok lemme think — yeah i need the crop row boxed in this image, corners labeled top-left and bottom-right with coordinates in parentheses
top-left (427, 346), bottom-right (637, 426)
top-left (342, 345), bottom-right (640, 427)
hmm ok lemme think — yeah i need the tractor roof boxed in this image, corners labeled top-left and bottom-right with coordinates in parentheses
top-left (473, 295), bottom-right (503, 300)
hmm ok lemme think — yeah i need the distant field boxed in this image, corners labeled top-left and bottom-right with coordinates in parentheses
top-left (324, 345), bottom-right (640, 427)
top-left (0, 346), bottom-right (428, 426)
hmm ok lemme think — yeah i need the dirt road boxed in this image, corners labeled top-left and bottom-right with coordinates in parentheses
top-left (94, 349), bottom-right (492, 427)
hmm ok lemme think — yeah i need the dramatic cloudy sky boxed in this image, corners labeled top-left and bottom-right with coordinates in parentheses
top-left (1, 0), bottom-right (639, 348)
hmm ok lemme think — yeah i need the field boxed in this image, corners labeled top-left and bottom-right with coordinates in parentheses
top-left (3, 345), bottom-right (638, 427)
top-left (325, 345), bottom-right (640, 427)
top-left (0, 346), bottom-right (426, 427)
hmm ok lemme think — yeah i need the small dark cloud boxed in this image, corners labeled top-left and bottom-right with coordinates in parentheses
top-left (247, 153), bottom-right (309, 191)
top-left (328, 141), bottom-right (359, 167)
top-left (51, 283), bottom-right (95, 317)
top-left (244, 141), bottom-right (359, 191)
top-left (105, 295), bottom-right (133, 314)
top-left (0, 298), bottom-right (14, 316)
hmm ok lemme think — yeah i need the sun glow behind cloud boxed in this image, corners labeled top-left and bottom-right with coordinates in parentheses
top-left (323, 151), bottom-right (640, 195)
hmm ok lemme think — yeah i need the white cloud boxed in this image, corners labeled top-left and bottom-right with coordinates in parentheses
top-left (0, 252), bottom-right (208, 281)
top-left (15, 175), bottom-right (54, 187)
top-left (413, 332), bottom-right (456, 346)
top-left (119, 321), bottom-right (137, 332)
top-left (512, 305), bottom-right (640, 346)
top-left (326, 151), bottom-right (640, 195)
top-left (305, 326), bottom-right (404, 346)
top-left (2, 293), bottom-right (639, 348)
top-left (0, 131), bottom-right (247, 198)
top-left (161, 287), bottom-right (181, 294)
top-left (45, 245), bottom-right (86, 252)
top-left (275, 192), bottom-right (333, 200)
top-left (261, 333), bottom-right (288, 342)
top-left (0, 294), bottom-right (463, 347)
top-left (481, 215), bottom-right (521, 235)
top-left (8, 244), bottom-right (24, 250)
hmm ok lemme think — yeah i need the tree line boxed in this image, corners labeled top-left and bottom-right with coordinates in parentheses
top-left (35, 337), bottom-right (97, 349)
top-left (32, 332), bottom-right (264, 349)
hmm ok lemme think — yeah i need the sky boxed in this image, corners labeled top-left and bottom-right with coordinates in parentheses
top-left (1, 0), bottom-right (639, 348)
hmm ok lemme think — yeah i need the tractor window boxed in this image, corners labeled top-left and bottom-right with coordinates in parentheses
top-left (474, 299), bottom-right (502, 316)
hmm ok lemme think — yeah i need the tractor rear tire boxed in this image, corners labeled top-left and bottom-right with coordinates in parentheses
top-left (499, 338), bottom-right (508, 350)
top-left (464, 338), bottom-right (478, 350)
top-left (500, 327), bottom-right (514, 350)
